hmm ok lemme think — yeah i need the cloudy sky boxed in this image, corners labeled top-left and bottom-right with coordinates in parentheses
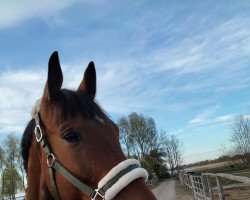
top-left (0, 0), bottom-right (250, 163)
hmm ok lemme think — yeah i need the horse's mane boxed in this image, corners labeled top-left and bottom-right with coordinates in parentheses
top-left (21, 89), bottom-right (108, 173)
top-left (21, 119), bottom-right (35, 173)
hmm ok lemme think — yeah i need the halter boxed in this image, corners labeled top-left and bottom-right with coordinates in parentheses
top-left (32, 101), bottom-right (148, 200)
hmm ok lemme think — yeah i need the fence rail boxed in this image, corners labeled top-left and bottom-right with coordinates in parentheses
top-left (179, 171), bottom-right (250, 200)
top-left (202, 172), bottom-right (250, 184)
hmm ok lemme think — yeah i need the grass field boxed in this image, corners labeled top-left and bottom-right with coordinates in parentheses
top-left (228, 168), bottom-right (250, 178)
top-left (213, 186), bottom-right (250, 200)
top-left (206, 169), bottom-right (249, 187)
top-left (182, 162), bottom-right (250, 199)
top-left (184, 162), bottom-right (250, 187)
top-left (184, 161), bottom-right (228, 173)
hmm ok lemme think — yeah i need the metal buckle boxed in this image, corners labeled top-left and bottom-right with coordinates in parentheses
top-left (91, 189), bottom-right (105, 200)
top-left (47, 153), bottom-right (56, 167)
top-left (34, 125), bottom-right (43, 142)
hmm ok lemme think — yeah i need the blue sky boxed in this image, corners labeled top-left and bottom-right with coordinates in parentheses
top-left (0, 0), bottom-right (250, 164)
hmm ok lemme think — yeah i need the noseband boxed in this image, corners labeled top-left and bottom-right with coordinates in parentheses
top-left (32, 101), bottom-right (148, 200)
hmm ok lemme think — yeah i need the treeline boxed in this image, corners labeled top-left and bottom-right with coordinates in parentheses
top-left (0, 134), bottom-right (24, 200)
top-left (117, 112), bottom-right (183, 179)
top-left (182, 154), bottom-right (248, 169)
top-left (183, 153), bottom-right (250, 169)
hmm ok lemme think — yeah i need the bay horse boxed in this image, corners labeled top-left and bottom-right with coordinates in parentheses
top-left (21, 52), bottom-right (156, 200)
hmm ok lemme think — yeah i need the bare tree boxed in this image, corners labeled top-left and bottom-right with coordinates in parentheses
top-left (230, 114), bottom-right (250, 163)
top-left (164, 134), bottom-right (183, 175)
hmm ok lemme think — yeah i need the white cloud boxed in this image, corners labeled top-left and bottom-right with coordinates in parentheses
top-left (188, 113), bottom-right (235, 129)
top-left (0, 0), bottom-right (82, 29)
top-left (216, 115), bottom-right (234, 122)
top-left (150, 16), bottom-right (250, 76)
top-left (0, 69), bottom-right (46, 134)
top-left (189, 106), bottom-right (218, 124)
top-left (176, 113), bottom-right (235, 141)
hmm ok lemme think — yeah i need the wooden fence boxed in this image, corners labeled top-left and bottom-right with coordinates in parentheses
top-left (179, 171), bottom-right (250, 200)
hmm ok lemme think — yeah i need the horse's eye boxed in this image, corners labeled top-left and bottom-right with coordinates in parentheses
top-left (63, 131), bottom-right (80, 143)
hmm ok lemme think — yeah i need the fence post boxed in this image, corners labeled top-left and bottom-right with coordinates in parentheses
top-left (189, 175), bottom-right (196, 198)
top-left (187, 174), bottom-right (192, 194)
top-left (179, 173), bottom-right (183, 186)
top-left (205, 175), bottom-right (214, 200)
top-left (216, 176), bottom-right (225, 200)
top-left (201, 175), bottom-right (210, 200)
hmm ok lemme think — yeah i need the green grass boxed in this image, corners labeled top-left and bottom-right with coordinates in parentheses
top-left (193, 163), bottom-right (250, 175)
top-left (227, 168), bottom-right (250, 178)
top-left (208, 176), bottom-right (239, 187)
top-left (191, 164), bottom-right (250, 187)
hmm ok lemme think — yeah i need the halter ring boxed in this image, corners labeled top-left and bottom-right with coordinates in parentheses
top-left (35, 125), bottom-right (43, 142)
top-left (91, 189), bottom-right (105, 200)
top-left (47, 153), bottom-right (56, 167)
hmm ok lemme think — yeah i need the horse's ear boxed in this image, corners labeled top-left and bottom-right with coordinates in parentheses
top-left (77, 61), bottom-right (96, 99)
top-left (43, 51), bottom-right (63, 100)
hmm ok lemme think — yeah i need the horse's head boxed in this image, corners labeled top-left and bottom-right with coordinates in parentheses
top-left (22, 52), bottom-right (156, 200)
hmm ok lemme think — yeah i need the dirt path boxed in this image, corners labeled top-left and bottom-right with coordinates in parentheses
top-left (152, 179), bottom-right (193, 200)
top-left (152, 179), bottom-right (177, 200)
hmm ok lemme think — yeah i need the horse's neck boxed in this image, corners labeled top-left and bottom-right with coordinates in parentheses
top-left (26, 140), bottom-right (54, 200)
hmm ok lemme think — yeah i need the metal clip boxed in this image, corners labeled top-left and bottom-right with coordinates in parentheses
top-left (34, 125), bottom-right (43, 142)
top-left (47, 153), bottom-right (56, 167)
top-left (91, 189), bottom-right (105, 200)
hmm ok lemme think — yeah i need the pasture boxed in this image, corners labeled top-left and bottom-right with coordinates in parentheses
top-left (185, 161), bottom-right (250, 185)
top-left (181, 162), bottom-right (250, 199)
top-left (213, 186), bottom-right (250, 200)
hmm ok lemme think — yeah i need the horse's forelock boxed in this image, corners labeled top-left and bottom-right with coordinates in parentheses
top-left (53, 89), bottom-right (108, 123)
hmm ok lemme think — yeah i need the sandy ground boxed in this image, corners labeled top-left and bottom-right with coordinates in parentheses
top-left (152, 179), bottom-right (193, 200)
top-left (152, 179), bottom-right (177, 200)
